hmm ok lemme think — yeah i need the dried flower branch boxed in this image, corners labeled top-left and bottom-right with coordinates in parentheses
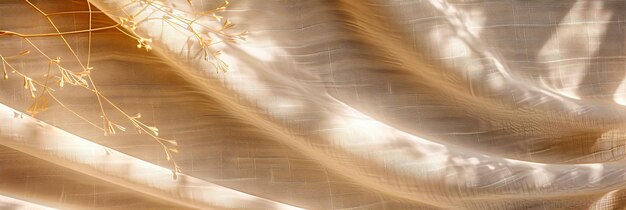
top-left (0, 0), bottom-right (245, 178)
top-left (121, 0), bottom-right (246, 72)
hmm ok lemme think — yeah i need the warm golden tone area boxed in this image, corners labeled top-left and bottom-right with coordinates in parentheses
top-left (1, 0), bottom-right (626, 209)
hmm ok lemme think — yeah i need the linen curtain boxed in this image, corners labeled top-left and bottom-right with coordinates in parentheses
top-left (1, 0), bottom-right (626, 209)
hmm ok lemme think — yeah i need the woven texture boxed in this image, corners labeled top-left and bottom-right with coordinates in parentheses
top-left (1, 0), bottom-right (626, 209)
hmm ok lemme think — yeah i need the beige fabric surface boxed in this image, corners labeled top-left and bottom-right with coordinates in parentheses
top-left (1, 0), bottom-right (626, 209)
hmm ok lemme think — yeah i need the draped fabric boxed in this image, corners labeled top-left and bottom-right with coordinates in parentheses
top-left (1, 0), bottom-right (626, 209)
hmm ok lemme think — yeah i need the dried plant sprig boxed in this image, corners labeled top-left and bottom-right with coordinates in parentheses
top-left (120, 0), bottom-right (246, 73)
top-left (0, 24), bottom-right (121, 38)
top-left (0, 0), bottom-right (245, 178)
top-left (102, 115), bottom-right (126, 136)
top-left (0, 0), bottom-right (177, 174)
top-left (56, 64), bottom-right (90, 88)
top-left (0, 54), bottom-right (55, 91)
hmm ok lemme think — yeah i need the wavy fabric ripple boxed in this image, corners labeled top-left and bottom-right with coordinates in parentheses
top-left (2, 0), bottom-right (626, 209)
